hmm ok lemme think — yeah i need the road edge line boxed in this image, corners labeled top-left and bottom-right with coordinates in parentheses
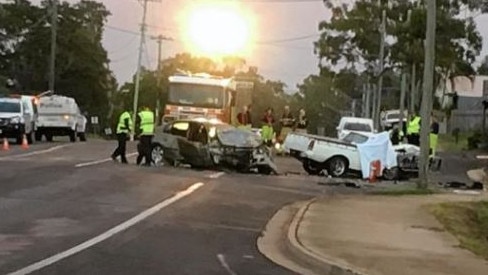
top-left (0, 145), bottom-right (69, 160)
top-left (6, 182), bottom-right (204, 275)
top-left (74, 152), bottom-right (137, 168)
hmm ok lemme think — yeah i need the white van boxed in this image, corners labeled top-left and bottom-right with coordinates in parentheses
top-left (336, 117), bottom-right (374, 140)
top-left (35, 95), bottom-right (87, 142)
top-left (0, 95), bottom-right (37, 144)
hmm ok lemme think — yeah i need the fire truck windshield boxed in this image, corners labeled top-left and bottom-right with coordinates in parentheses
top-left (168, 83), bottom-right (225, 109)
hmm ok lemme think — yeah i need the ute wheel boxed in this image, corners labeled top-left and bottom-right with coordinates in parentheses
top-left (302, 159), bottom-right (320, 175)
top-left (383, 167), bottom-right (399, 181)
top-left (327, 156), bottom-right (348, 177)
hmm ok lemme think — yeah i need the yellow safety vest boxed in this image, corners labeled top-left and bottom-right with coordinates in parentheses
top-left (407, 116), bottom-right (421, 134)
top-left (116, 111), bottom-right (132, 134)
top-left (138, 110), bottom-right (155, 135)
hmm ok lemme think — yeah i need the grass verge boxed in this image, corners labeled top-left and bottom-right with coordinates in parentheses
top-left (429, 201), bottom-right (488, 260)
top-left (438, 133), bottom-right (470, 153)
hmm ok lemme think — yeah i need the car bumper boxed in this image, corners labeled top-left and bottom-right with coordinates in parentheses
top-left (37, 126), bottom-right (73, 136)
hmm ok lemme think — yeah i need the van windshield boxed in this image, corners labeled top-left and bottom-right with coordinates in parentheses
top-left (344, 122), bottom-right (372, 132)
top-left (0, 101), bottom-right (21, 113)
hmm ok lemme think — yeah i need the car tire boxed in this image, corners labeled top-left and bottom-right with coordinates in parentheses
top-left (327, 156), bottom-right (348, 177)
top-left (46, 134), bottom-right (53, 142)
top-left (258, 166), bottom-right (272, 175)
top-left (151, 143), bottom-right (165, 166)
top-left (69, 130), bottom-right (76, 142)
top-left (35, 131), bottom-right (42, 141)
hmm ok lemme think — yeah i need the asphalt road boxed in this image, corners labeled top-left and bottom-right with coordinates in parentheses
top-left (0, 139), bottom-right (328, 275)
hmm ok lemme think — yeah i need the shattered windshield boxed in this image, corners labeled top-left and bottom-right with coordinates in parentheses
top-left (168, 83), bottom-right (225, 108)
top-left (217, 128), bottom-right (263, 147)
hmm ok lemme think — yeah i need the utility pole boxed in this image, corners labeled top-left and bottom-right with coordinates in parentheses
top-left (361, 84), bottom-right (367, 117)
top-left (151, 34), bottom-right (172, 126)
top-left (48, 0), bottom-right (57, 92)
top-left (399, 9), bottom-right (412, 134)
top-left (131, 0), bottom-right (160, 140)
top-left (418, 0), bottom-right (436, 188)
top-left (375, 9), bottom-right (387, 130)
top-left (365, 82), bottom-right (371, 118)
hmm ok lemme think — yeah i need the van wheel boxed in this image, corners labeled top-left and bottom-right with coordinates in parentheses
top-left (327, 156), bottom-right (348, 177)
top-left (69, 130), bottom-right (76, 142)
top-left (302, 159), bottom-right (320, 175)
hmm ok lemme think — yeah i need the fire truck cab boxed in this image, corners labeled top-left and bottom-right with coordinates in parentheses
top-left (163, 73), bottom-right (235, 125)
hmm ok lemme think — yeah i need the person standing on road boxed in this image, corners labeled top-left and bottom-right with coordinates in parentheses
top-left (406, 111), bottom-right (421, 146)
top-left (279, 105), bottom-right (295, 142)
top-left (136, 106), bottom-right (155, 166)
top-left (261, 107), bottom-right (275, 147)
top-left (237, 105), bottom-right (251, 130)
top-left (111, 110), bottom-right (132, 163)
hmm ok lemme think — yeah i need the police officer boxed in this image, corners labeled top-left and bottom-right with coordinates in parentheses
top-left (136, 106), bottom-right (155, 166)
top-left (407, 111), bottom-right (421, 146)
top-left (111, 110), bottom-right (132, 163)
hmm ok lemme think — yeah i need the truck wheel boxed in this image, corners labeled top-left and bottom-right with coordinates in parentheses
top-left (79, 133), bottom-right (87, 142)
top-left (69, 130), bottom-right (76, 142)
top-left (35, 131), bottom-right (42, 142)
top-left (327, 156), bottom-right (348, 177)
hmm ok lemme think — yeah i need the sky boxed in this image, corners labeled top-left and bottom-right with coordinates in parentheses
top-left (30, 0), bottom-right (488, 92)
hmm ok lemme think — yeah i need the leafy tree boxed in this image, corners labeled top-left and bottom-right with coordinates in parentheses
top-left (0, 0), bottom-right (116, 124)
top-left (478, 55), bottom-right (488, 75)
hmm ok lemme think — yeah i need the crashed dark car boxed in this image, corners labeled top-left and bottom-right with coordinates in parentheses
top-left (151, 118), bottom-right (278, 174)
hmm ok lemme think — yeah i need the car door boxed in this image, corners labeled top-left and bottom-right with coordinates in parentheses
top-left (178, 122), bottom-right (212, 167)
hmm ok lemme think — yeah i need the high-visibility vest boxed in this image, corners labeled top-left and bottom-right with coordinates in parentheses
top-left (138, 110), bottom-right (155, 135)
top-left (407, 116), bottom-right (421, 134)
top-left (116, 111), bottom-right (132, 134)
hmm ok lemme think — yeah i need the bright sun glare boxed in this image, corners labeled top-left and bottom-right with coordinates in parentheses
top-left (183, 3), bottom-right (252, 56)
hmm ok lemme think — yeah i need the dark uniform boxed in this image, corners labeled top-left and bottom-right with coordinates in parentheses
top-left (111, 111), bottom-right (132, 163)
top-left (136, 108), bottom-right (155, 166)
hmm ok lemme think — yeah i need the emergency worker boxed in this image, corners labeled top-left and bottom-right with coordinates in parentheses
top-left (430, 115), bottom-right (439, 157)
top-left (407, 111), bottom-right (421, 146)
top-left (111, 110), bottom-right (132, 163)
top-left (237, 106), bottom-right (251, 130)
top-left (295, 108), bottom-right (308, 134)
top-left (136, 106), bottom-right (155, 166)
top-left (261, 107), bottom-right (275, 146)
top-left (279, 106), bottom-right (295, 142)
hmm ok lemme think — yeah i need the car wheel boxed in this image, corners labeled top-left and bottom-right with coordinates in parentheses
top-left (35, 131), bottom-right (42, 141)
top-left (383, 167), bottom-right (399, 180)
top-left (69, 130), bottom-right (76, 142)
top-left (258, 166), bottom-right (272, 175)
top-left (46, 134), bottom-right (53, 142)
top-left (151, 144), bottom-right (165, 166)
top-left (327, 156), bottom-right (348, 177)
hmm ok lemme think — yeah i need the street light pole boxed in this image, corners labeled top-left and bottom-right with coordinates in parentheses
top-left (48, 0), bottom-right (57, 92)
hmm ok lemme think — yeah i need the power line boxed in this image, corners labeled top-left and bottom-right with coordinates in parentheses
top-left (256, 34), bottom-right (319, 44)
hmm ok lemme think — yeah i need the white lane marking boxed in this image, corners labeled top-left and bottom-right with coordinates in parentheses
top-left (7, 182), bottom-right (204, 275)
top-left (74, 152), bottom-right (137, 168)
top-left (208, 172), bottom-right (225, 179)
top-left (0, 145), bottom-right (69, 160)
top-left (476, 155), bottom-right (488, 159)
top-left (217, 254), bottom-right (238, 275)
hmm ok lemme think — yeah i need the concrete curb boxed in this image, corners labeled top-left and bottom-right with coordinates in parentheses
top-left (285, 199), bottom-right (368, 275)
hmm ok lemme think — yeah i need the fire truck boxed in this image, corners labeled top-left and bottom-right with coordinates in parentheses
top-left (162, 72), bottom-right (253, 125)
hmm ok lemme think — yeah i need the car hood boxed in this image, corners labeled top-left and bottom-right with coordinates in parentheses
top-left (0, 112), bottom-right (21, 119)
top-left (217, 128), bottom-right (263, 148)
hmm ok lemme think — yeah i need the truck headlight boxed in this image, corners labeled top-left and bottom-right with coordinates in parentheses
top-left (10, 116), bottom-right (21, 124)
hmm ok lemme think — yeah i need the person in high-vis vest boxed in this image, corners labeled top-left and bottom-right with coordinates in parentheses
top-left (111, 110), bottom-right (133, 163)
top-left (430, 115), bottom-right (439, 157)
top-left (407, 111), bottom-right (421, 146)
top-left (136, 106), bottom-right (155, 166)
top-left (261, 107), bottom-right (275, 147)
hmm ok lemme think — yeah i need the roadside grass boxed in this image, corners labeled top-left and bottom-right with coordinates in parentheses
top-left (429, 201), bottom-right (488, 260)
top-left (370, 185), bottom-right (437, 196)
top-left (438, 133), bottom-right (470, 153)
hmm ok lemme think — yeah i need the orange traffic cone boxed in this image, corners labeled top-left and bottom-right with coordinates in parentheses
top-left (21, 135), bottom-right (29, 150)
top-left (2, 138), bottom-right (9, 151)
